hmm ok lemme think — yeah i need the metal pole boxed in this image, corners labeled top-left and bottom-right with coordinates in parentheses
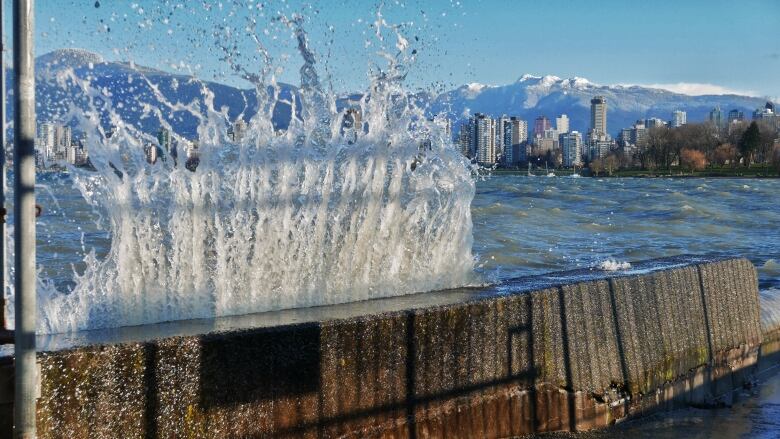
top-left (13, 0), bottom-right (37, 437)
top-left (1, 0), bottom-right (10, 333)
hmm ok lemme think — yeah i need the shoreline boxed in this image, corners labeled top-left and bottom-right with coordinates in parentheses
top-left (487, 169), bottom-right (780, 179)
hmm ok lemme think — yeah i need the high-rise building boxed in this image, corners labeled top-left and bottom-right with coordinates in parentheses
top-left (589, 139), bottom-right (612, 161)
top-left (37, 123), bottom-right (72, 161)
top-left (145, 142), bottom-right (159, 164)
top-left (752, 102), bottom-right (780, 131)
top-left (474, 113), bottom-right (497, 165)
top-left (38, 123), bottom-right (56, 160)
top-left (590, 96), bottom-right (607, 137)
top-left (618, 128), bottom-right (633, 148)
top-left (617, 120), bottom-right (647, 151)
top-left (228, 119), bottom-right (247, 143)
top-left (510, 117), bottom-right (528, 145)
top-left (644, 117), bottom-right (667, 128)
top-left (727, 109), bottom-right (744, 123)
top-left (627, 121), bottom-right (646, 147)
top-left (508, 117), bottom-right (528, 164)
top-left (533, 116), bottom-right (551, 139)
top-left (55, 125), bottom-right (72, 155)
top-left (542, 128), bottom-right (559, 139)
top-left (341, 108), bottom-right (362, 143)
top-left (555, 114), bottom-right (569, 134)
top-left (671, 110), bottom-right (687, 128)
top-left (708, 106), bottom-right (722, 128)
top-left (534, 137), bottom-right (558, 156)
top-left (753, 102), bottom-right (777, 119)
top-left (495, 115), bottom-right (511, 162)
top-left (457, 122), bottom-right (472, 158)
top-left (157, 128), bottom-right (171, 153)
top-left (560, 131), bottom-right (582, 167)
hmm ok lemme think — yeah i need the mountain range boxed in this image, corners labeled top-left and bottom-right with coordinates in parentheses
top-left (3, 49), bottom-right (774, 138)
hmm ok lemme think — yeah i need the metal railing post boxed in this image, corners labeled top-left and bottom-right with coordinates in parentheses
top-left (13, 0), bottom-right (37, 438)
top-left (1, 0), bottom-right (9, 332)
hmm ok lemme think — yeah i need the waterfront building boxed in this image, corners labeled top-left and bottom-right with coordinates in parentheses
top-left (55, 125), bottom-right (72, 156)
top-left (618, 119), bottom-right (647, 149)
top-left (590, 96), bottom-right (607, 137)
top-left (145, 142), bottom-right (159, 164)
top-left (474, 113), bottom-right (497, 165)
top-left (534, 137), bottom-right (558, 156)
top-left (728, 109), bottom-right (744, 123)
top-left (672, 110), bottom-right (687, 128)
top-left (510, 117), bottom-right (528, 145)
top-left (495, 115), bottom-right (511, 162)
top-left (341, 108), bottom-right (362, 143)
top-left (753, 102), bottom-right (777, 123)
top-left (228, 119), bottom-right (247, 143)
top-left (708, 106), bottom-right (722, 128)
top-left (507, 117), bottom-right (528, 164)
top-left (36, 123), bottom-right (73, 162)
top-left (555, 114), bottom-right (569, 134)
top-left (37, 123), bottom-right (56, 160)
top-left (560, 131), bottom-right (582, 167)
top-left (589, 139), bottom-right (613, 161)
top-left (631, 121), bottom-right (647, 146)
top-left (644, 117), bottom-right (667, 128)
top-left (340, 107), bottom-right (362, 143)
top-left (533, 116), bottom-right (551, 139)
top-left (618, 128), bottom-right (632, 148)
top-left (157, 128), bottom-right (172, 154)
top-left (457, 122), bottom-right (472, 158)
top-left (444, 118), bottom-right (452, 141)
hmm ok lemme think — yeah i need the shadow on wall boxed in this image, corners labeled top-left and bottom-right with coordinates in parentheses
top-left (199, 325), bottom-right (321, 407)
top-left (135, 260), bottom-right (761, 438)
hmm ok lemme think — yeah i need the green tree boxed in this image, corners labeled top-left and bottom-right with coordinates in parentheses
top-left (739, 121), bottom-right (761, 166)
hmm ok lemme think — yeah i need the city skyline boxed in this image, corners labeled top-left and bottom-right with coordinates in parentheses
top-left (2, 0), bottom-right (779, 99)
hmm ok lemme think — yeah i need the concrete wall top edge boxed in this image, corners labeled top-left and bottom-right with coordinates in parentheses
top-left (15, 254), bottom-right (757, 356)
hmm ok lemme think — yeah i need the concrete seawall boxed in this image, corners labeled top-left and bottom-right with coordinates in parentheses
top-left (0, 256), bottom-right (773, 438)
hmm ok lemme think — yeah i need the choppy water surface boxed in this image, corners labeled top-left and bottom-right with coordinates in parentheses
top-left (570, 371), bottom-right (780, 439)
top-left (472, 175), bottom-right (780, 291)
top-left (34, 172), bottom-right (780, 438)
top-left (38, 173), bottom-right (780, 312)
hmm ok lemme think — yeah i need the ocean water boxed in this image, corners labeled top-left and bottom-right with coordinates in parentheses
top-left (33, 173), bottom-right (780, 321)
top-left (471, 175), bottom-right (780, 291)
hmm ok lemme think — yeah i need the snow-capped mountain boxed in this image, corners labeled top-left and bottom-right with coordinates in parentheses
top-left (428, 74), bottom-right (770, 135)
top-left (3, 50), bottom-right (773, 138)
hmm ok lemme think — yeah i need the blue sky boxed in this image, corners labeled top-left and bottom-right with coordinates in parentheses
top-left (3, 0), bottom-right (779, 99)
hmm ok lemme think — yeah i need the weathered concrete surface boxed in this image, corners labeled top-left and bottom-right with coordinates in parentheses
top-left (0, 256), bottom-right (770, 438)
top-left (758, 288), bottom-right (780, 376)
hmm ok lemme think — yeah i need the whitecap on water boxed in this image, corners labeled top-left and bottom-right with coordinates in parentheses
top-left (598, 259), bottom-right (632, 271)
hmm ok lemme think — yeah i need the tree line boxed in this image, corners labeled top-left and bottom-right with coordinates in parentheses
top-left (591, 119), bottom-right (780, 175)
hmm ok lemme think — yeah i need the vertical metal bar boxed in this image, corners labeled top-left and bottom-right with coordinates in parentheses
top-left (1, 0), bottom-right (9, 331)
top-left (13, 0), bottom-right (37, 438)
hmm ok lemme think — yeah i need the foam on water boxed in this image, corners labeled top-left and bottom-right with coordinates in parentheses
top-left (598, 259), bottom-right (632, 271)
top-left (10, 12), bottom-right (477, 334)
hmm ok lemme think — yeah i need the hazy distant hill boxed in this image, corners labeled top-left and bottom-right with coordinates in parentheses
top-left (3, 50), bottom-right (774, 139)
top-left (4, 48), bottom-right (298, 138)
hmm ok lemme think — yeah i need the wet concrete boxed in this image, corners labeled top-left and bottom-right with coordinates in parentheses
top-left (0, 255), bottom-right (772, 438)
